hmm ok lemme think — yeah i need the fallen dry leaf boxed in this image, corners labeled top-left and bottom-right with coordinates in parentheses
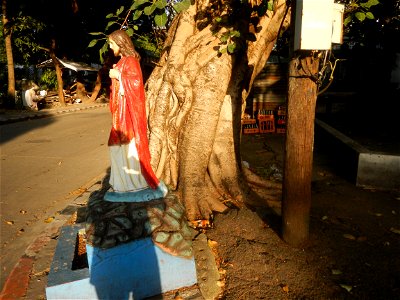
top-left (208, 239), bottom-right (218, 248)
top-left (389, 227), bottom-right (400, 234)
top-left (331, 269), bottom-right (342, 275)
top-left (339, 284), bottom-right (352, 292)
top-left (343, 233), bottom-right (356, 240)
top-left (5, 220), bottom-right (14, 225)
top-left (32, 268), bottom-right (50, 277)
top-left (357, 236), bottom-right (367, 242)
top-left (44, 217), bottom-right (54, 223)
top-left (217, 280), bottom-right (225, 287)
top-left (70, 188), bottom-right (87, 196)
top-left (282, 284), bottom-right (289, 293)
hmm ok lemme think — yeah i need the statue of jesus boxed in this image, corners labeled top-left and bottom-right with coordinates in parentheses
top-left (105, 29), bottom-right (167, 202)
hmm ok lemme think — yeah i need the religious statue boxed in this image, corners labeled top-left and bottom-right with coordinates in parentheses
top-left (104, 30), bottom-right (168, 202)
top-left (85, 30), bottom-right (193, 259)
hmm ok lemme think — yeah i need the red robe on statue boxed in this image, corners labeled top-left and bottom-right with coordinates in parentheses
top-left (108, 56), bottom-right (159, 189)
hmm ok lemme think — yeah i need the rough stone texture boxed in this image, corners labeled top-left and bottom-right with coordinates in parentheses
top-left (85, 190), bottom-right (194, 258)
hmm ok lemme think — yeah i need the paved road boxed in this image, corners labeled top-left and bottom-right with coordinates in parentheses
top-left (0, 107), bottom-right (111, 288)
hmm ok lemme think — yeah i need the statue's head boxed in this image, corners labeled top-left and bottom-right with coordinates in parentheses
top-left (108, 30), bottom-right (141, 60)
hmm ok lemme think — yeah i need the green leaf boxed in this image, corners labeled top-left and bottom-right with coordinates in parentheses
top-left (155, 13), bottom-right (168, 27)
top-left (155, 0), bottom-right (167, 9)
top-left (126, 28), bottom-right (134, 36)
top-left (366, 12), bottom-right (375, 19)
top-left (105, 21), bottom-right (118, 31)
top-left (231, 30), bottom-right (240, 38)
top-left (227, 43), bottom-right (236, 53)
top-left (133, 25), bottom-right (139, 30)
top-left (173, 0), bottom-right (191, 13)
top-left (215, 17), bottom-right (222, 22)
top-left (344, 15), bottom-right (352, 26)
top-left (89, 32), bottom-right (105, 36)
top-left (144, 4), bottom-right (156, 15)
top-left (268, 1), bottom-right (274, 11)
top-left (106, 13), bottom-right (114, 19)
top-left (220, 33), bottom-right (229, 43)
top-left (219, 47), bottom-right (227, 54)
top-left (355, 12), bottom-right (366, 21)
top-left (116, 6), bottom-right (125, 16)
top-left (131, 0), bottom-right (149, 10)
top-left (88, 39), bottom-right (98, 48)
top-left (362, 0), bottom-right (380, 9)
top-left (99, 42), bottom-right (109, 64)
top-left (133, 10), bottom-right (143, 21)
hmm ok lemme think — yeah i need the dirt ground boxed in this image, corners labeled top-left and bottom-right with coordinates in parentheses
top-left (205, 133), bottom-right (400, 300)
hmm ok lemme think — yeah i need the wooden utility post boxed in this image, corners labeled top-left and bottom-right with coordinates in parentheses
top-left (282, 53), bottom-right (319, 247)
top-left (281, 0), bottom-right (332, 247)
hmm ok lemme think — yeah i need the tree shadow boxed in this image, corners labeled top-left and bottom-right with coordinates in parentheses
top-left (0, 115), bottom-right (56, 145)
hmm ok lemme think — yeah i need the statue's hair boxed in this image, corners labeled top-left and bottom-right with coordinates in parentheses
top-left (109, 30), bottom-right (141, 60)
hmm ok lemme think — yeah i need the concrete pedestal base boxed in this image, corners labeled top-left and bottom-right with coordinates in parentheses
top-left (46, 224), bottom-right (197, 300)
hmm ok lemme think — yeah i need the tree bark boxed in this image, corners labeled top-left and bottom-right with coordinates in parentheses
top-left (145, 0), bottom-right (290, 221)
top-left (49, 40), bottom-right (65, 106)
top-left (88, 72), bottom-right (102, 102)
top-left (2, 0), bottom-right (16, 107)
top-left (282, 53), bottom-right (319, 247)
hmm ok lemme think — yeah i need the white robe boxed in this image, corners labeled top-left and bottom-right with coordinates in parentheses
top-left (109, 139), bottom-right (149, 192)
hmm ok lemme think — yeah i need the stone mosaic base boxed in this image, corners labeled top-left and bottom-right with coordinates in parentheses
top-left (85, 192), bottom-right (194, 258)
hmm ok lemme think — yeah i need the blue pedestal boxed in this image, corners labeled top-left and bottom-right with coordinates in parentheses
top-left (46, 225), bottom-right (197, 300)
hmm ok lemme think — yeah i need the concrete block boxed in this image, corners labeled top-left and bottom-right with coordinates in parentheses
top-left (357, 153), bottom-right (400, 190)
top-left (46, 224), bottom-right (197, 300)
top-left (46, 224), bottom-right (92, 299)
top-left (86, 237), bottom-right (197, 299)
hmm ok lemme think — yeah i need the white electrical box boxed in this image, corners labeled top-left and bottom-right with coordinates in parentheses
top-left (294, 0), bottom-right (334, 50)
top-left (332, 3), bottom-right (345, 44)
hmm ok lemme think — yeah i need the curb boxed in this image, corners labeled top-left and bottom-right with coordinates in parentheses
top-left (0, 257), bottom-right (34, 299)
top-left (0, 173), bottom-right (106, 299)
top-left (315, 118), bottom-right (400, 191)
top-left (0, 103), bottom-right (109, 125)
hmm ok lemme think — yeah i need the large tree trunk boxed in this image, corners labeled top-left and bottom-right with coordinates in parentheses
top-left (2, 0), bottom-right (16, 107)
top-left (146, 0), bottom-right (290, 221)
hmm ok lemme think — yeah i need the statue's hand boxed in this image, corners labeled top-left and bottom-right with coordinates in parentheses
top-left (109, 69), bottom-right (120, 80)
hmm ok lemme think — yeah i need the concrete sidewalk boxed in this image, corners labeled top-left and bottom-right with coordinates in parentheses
top-left (0, 101), bottom-right (109, 125)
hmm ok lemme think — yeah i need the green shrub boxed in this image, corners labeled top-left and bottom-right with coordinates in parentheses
top-left (39, 69), bottom-right (57, 90)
